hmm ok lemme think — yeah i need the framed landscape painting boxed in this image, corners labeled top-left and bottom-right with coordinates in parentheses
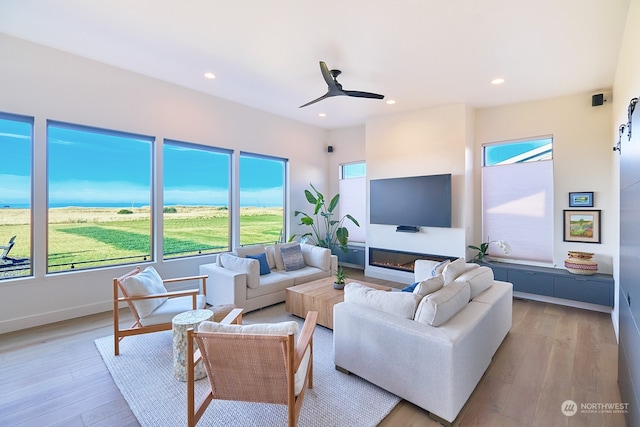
top-left (568, 191), bottom-right (594, 207)
top-left (563, 210), bottom-right (601, 243)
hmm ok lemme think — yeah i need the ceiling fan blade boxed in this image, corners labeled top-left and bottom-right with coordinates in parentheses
top-left (344, 90), bottom-right (385, 100)
top-left (299, 92), bottom-right (333, 108)
top-left (319, 61), bottom-right (335, 87)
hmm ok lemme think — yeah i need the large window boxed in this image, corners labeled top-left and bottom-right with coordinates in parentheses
top-left (47, 122), bottom-right (153, 272)
top-left (163, 141), bottom-right (231, 259)
top-left (239, 153), bottom-right (286, 246)
top-left (481, 137), bottom-right (553, 262)
top-left (0, 114), bottom-right (33, 279)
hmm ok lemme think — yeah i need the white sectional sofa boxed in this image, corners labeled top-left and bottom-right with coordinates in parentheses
top-left (199, 242), bottom-right (337, 312)
top-left (333, 258), bottom-right (513, 425)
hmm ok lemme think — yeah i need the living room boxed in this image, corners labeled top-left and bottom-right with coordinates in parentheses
top-left (1, 1), bottom-right (639, 425)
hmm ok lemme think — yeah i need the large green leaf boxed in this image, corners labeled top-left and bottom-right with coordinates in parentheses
top-left (304, 189), bottom-right (317, 204)
top-left (327, 193), bottom-right (340, 213)
top-left (345, 214), bottom-right (359, 227)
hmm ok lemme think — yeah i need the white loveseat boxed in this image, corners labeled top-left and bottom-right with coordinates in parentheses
top-left (200, 243), bottom-right (337, 312)
top-left (333, 258), bottom-right (513, 425)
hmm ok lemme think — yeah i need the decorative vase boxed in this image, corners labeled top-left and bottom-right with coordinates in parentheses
top-left (564, 251), bottom-right (598, 275)
top-left (334, 282), bottom-right (345, 290)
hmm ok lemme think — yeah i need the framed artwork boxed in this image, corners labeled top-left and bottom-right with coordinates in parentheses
top-left (569, 192), bottom-right (594, 207)
top-left (563, 210), bottom-right (601, 243)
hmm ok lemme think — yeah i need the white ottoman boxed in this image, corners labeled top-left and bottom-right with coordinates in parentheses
top-left (172, 309), bottom-right (213, 381)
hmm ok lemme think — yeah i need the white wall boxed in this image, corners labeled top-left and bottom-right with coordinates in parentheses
top-left (475, 94), bottom-right (614, 274)
top-left (363, 104), bottom-right (472, 282)
top-left (0, 34), bottom-right (329, 333)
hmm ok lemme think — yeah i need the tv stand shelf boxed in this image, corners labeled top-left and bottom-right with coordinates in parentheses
top-left (477, 260), bottom-right (613, 307)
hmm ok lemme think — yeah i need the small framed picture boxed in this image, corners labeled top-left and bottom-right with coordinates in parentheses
top-left (569, 192), bottom-right (594, 207)
top-left (563, 210), bottom-right (601, 243)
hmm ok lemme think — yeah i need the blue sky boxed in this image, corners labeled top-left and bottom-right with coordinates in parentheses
top-left (0, 118), bottom-right (284, 207)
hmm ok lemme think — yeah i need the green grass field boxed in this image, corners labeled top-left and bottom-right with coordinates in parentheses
top-left (0, 206), bottom-right (283, 273)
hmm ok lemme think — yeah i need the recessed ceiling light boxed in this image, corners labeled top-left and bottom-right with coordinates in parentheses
top-left (318, 113), bottom-right (327, 117)
top-left (204, 72), bottom-right (216, 79)
top-left (386, 99), bottom-right (396, 105)
top-left (491, 78), bottom-right (505, 85)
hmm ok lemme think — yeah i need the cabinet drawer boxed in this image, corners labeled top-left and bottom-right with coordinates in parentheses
top-left (554, 276), bottom-right (612, 306)
top-left (347, 247), bottom-right (365, 266)
top-left (490, 266), bottom-right (509, 282)
top-left (508, 270), bottom-right (554, 296)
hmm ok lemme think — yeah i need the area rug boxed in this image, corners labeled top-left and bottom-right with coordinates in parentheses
top-left (95, 304), bottom-right (400, 426)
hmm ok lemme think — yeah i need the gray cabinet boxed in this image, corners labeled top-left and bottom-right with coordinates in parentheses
top-left (479, 261), bottom-right (613, 307)
top-left (334, 244), bottom-right (365, 269)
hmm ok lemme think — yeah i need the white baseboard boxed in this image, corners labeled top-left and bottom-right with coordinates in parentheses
top-left (0, 301), bottom-right (111, 334)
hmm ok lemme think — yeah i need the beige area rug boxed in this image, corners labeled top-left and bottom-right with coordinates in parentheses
top-left (95, 303), bottom-right (400, 427)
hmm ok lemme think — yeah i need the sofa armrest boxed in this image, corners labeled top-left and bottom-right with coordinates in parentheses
top-left (199, 263), bottom-right (247, 307)
top-left (330, 254), bottom-right (338, 272)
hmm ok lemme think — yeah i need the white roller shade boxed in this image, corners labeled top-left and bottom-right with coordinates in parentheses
top-left (339, 176), bottom-right (366, 243)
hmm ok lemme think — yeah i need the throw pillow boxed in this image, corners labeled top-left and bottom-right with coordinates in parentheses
top-left (414, 281), bottom-right (471, 326)
top-left (412, 274), bottom-right (445, 298)
top-left (122, 266), bottom-right (168, 318)
top-left (432, 259), bottom-right (451, 276)
top-left (246, 252), bottom-right (271, 275)
top-left (300, 243), bottom-right (331, 271)
top-left (274, 242), bottom-right (300, 270)
top-left (220, 253), bottom-right (260, 289)
top-left (236, 244), bottom-right (266, 258)
top-left (401, 282), bottom-right (419, 292)
top-left (456, 266), bottom-right (494, 299)
top-left (344, 282), bottom-right (421, 320)
top-left (442, 257), bottom-right (479, 284)
top-left (280, 244), bottom-right (306, 271)
top-left (413, 260), bottom-right (439, 281)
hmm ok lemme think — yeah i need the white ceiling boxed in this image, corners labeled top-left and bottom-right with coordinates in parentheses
top-left (0, 0), bottom-right (632, 129)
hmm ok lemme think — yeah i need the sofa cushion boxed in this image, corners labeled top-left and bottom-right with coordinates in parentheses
top-left (401, 282), bottom-right (419, 292)
top-left (246, 271), bottom-right (295, 299)
top-left (246, 252), bottom-right (271, 275)
top-left (413, 274), bottom-right (445, 298)
top-left (280, 244), bottom-right (306, 271)
top-left (264, 245), bottom-right (277, 269)
top-left (219, 253), bottom-right (260, 289)
top-left (415, 281), bottom-right (471, 326)
top-left (455, 266), bottom-right (494, 300)
top-left (236, 244), bottom-right (266, 258)
top-left (442, 258), bottom-right (479, 284)
top-left (123, 266), bottom-right (168, 318)
top-left (274, 242), bottom-right (300, 270)
top-left (300, 243), bottom-right (331, 271)
top-left (414, 260), bottom-right (439, 282)
top-left (432, 259), bottom-right (451, 276)
top-left (344, 282), bottom-right (421, 320)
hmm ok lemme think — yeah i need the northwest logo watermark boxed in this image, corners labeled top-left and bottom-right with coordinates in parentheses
top-left (561, 400), bottom-right (629, 416)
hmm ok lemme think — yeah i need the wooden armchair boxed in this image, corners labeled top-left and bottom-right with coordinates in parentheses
top-left (113, 266), bottom-right (208, 355)
top-left (187, 311), bottom-right (319, 427)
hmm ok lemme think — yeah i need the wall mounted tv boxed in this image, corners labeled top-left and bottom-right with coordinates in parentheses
top-left (370, 173), bottom-right (452, 228)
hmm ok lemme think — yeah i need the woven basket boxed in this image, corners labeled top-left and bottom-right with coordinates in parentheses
top-left (564, 251), bottom-right (598, 275)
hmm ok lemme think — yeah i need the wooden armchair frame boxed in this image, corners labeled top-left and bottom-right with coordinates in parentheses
top-left (113, 266), bottom-right (208, 355)
top-left (187, 311), bottom-right (318, 427)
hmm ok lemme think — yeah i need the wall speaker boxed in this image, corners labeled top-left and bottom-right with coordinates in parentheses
top-left (592, 93), bottom-right (604, 106)
top-left (327, 145), bottom-right (334, 153)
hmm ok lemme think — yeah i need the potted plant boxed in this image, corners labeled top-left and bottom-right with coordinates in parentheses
top-left (334, 266), bottom-right (348, 290)
top-left (291, 183), bottom-right (359, 254)
top-left (468, 239), bottom-right (511, 261)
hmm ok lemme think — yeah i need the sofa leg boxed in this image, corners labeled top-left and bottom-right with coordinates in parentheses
top-left (428, 412), bottom-right (454, 427)
top-left (335, 365), bottom-right (350, 375)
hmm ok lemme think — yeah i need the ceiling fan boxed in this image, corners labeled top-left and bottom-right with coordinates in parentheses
top-left (299, 61), bottom-right (385, 108)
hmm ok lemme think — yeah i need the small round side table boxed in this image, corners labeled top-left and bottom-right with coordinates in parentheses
top-left (172, 309), bottom-right (213, 382)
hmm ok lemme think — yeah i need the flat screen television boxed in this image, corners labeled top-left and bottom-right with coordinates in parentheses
top-left (370, 173), bottom-right (452, 228)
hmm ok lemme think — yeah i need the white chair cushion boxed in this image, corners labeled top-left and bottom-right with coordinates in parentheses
top-left (344, 282), bottom-right (421, 320)
top-left (220, 253), bottom-right (260, 289)
top-left (123, 266), bottom-right (168, 318)
top-left (198, 320), bottom-right (310, 395)
top-left (413, 274), bottom-right (445, 298)
top-left (415, 281), bottom-right (471, 326)
top-left (442, 257), bottom-right (479, 284)
top-left (139, 294), bottom-right (206, 326)
top-left (413, 260), bottom-right (440, 282)
top-left (456, 266), bottom-right (495, 300)
top-left (300, 243), bottom-right (330, 271)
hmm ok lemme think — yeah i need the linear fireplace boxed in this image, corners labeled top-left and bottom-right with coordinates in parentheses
top-left (368, 247), bottom-right (456, 273)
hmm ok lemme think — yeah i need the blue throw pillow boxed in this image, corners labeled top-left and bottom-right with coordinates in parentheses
top-left (246, 253), bottom-right (271, 275)
top-left (401, 282), bottom-right (419, 292)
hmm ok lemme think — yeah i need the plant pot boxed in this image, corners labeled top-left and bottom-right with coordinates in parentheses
top-left (334, 282), bottom-right (345, 290)
top-left (564, 251), bottom-right (598, 275)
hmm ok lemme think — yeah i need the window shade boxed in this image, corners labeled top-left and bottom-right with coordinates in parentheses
top-left (482, 160), bottom-right (553, 262)
top-left (339, 176), bottom-right (366, 243)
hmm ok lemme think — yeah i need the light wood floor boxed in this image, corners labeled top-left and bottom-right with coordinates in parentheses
top-left (0, 269), bottom-right (625, 426)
